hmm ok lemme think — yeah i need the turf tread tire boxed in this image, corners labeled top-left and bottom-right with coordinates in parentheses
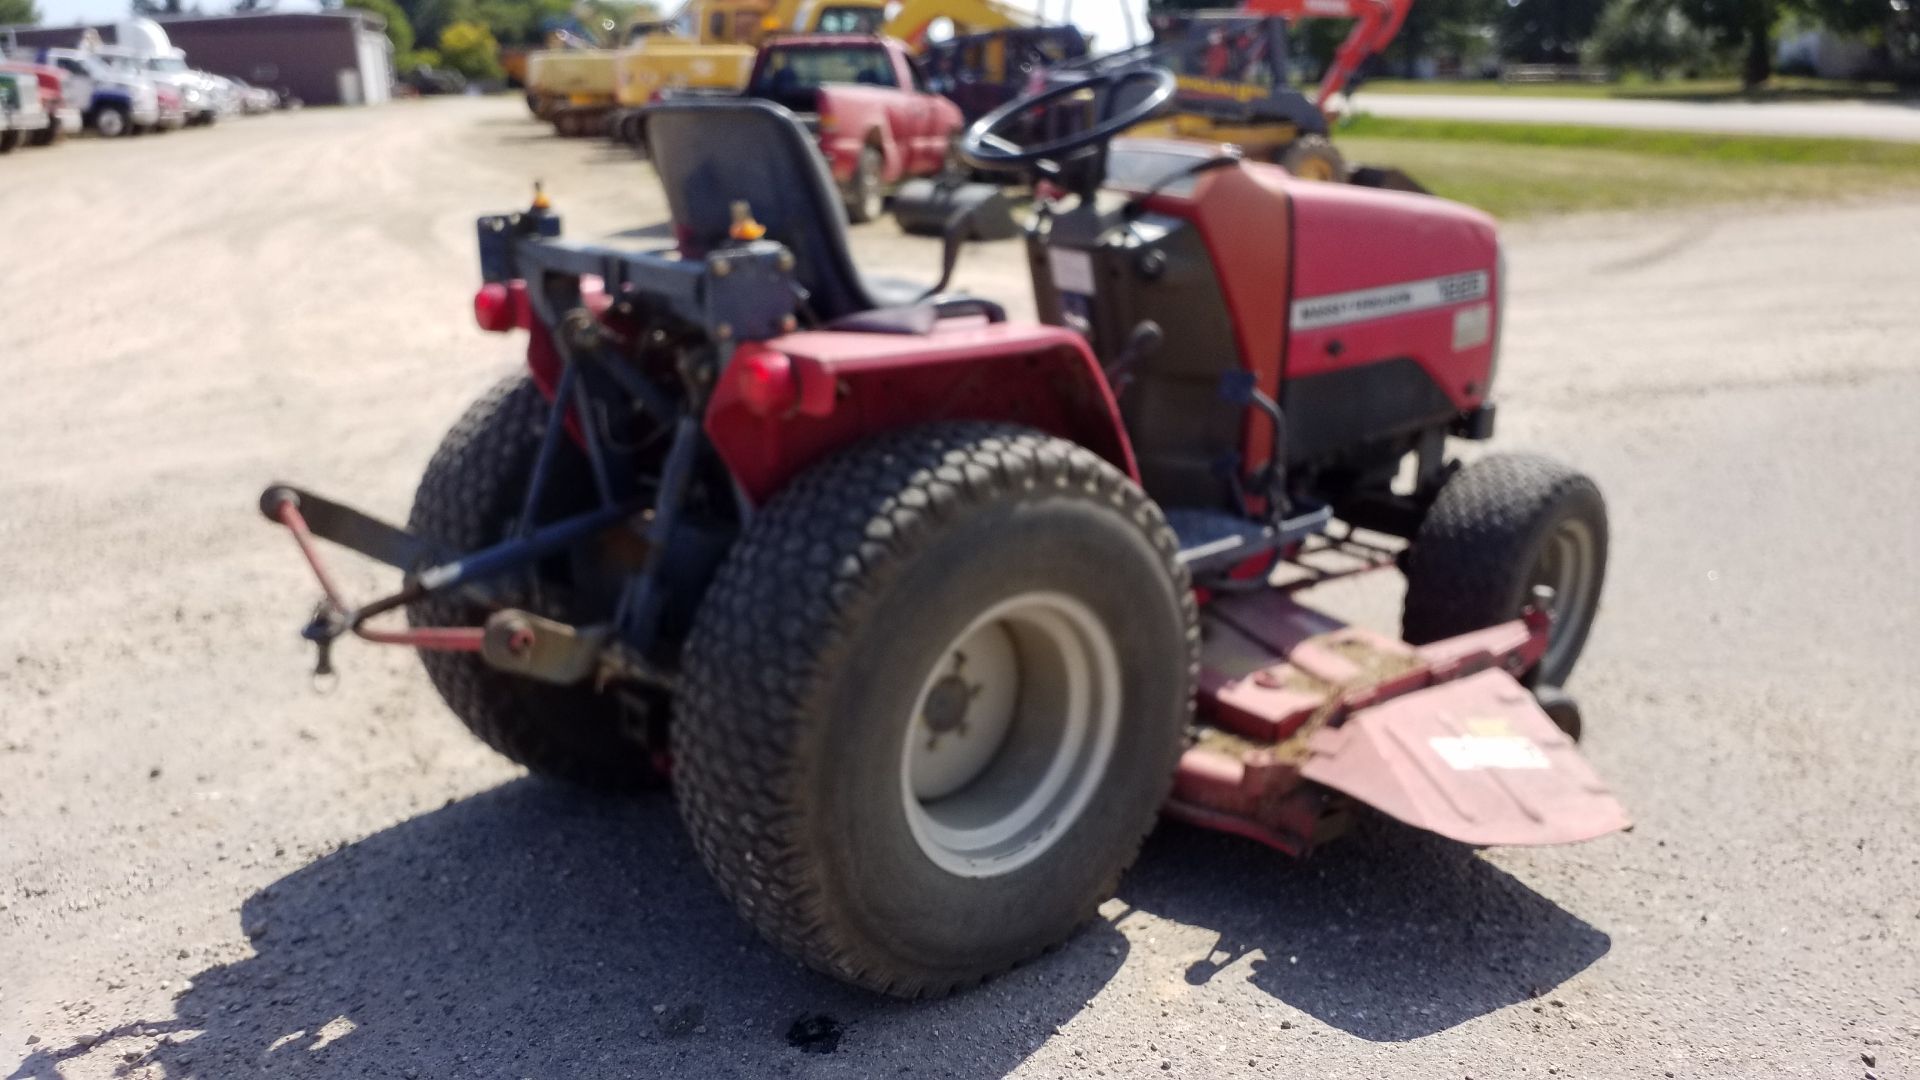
top-left (1400, 451), bottom-right (1607, 687)
top-left (406, 375), bottom-right (655, 790)
top-left (674, 423), bottom-right (1198, 997)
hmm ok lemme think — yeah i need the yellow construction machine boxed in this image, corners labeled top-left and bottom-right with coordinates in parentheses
top-left (606, 0), bottom-right (899, 143)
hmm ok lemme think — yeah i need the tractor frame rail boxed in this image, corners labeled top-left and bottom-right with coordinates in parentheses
top-left (259, 484), bottom-right (649, 685)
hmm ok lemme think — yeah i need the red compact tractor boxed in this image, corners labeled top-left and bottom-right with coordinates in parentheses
top-left (262, 69), bottom-right (1626, 997)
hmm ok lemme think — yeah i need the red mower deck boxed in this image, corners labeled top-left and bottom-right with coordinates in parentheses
top-left (1174, 587), bottom-right (1627, 853)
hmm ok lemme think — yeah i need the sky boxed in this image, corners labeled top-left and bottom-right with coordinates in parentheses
top-left (31, 0), bottom-right (1154, 49)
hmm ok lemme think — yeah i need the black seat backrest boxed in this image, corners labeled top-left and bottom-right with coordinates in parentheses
top-left (643, 99), bottom-right (878, 321)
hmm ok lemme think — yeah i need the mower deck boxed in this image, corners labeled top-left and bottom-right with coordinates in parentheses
top-left (266, 476), bottom-right (1629, 859)
top-left (1171, 585), bottom-right (1629, 854)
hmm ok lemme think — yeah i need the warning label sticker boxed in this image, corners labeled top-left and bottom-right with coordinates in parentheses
top-left (1429, 734), bottom-right (1551, 771)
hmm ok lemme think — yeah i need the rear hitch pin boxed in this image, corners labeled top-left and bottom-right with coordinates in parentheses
top-left (310, 651), bottom-right (340, 695)
top-left (301, 599), bottom-right (346, 693)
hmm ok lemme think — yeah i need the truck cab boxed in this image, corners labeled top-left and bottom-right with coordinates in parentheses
top-left (744, 35), bottom-right (963, 222)
top-left (0, 59), bottom-right (79, 145)
top-left (131, 49), bottom-right (219, 126)
top-left (38, 47), bottom-right (160, 137)
top-left (804, 3), bottom-right (889, 33)
top-left (0, 70), bottom-right (54, 151)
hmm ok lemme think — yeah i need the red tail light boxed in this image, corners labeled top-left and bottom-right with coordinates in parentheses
top-left (734, 345), bottom-right (799, 418)
top-left (474, 282), bottom-right (516, 333)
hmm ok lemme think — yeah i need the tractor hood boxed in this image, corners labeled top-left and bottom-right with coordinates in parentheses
top-left (1282, 178), bottom-right (1502, 414)
top-left (1286, 178), bottom-right (1498, 305)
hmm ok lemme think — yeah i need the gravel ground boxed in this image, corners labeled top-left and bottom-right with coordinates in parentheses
top-left (1, 97), bottom-right (1915, 1080)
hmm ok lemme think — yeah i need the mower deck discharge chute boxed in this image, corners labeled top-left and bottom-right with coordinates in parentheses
top-left (261, 71), bottom-right (1624, 997)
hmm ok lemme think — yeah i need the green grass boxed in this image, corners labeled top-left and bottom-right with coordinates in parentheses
top-left (1333, 116), bottom-right (1920, 217)
top-left (1356, 75), bottom-right (1916, 103)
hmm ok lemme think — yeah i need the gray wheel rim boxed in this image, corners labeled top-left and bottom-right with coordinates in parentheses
top-left (1532, 518), bottom-right (1598, 678)
top-left (97, 110), bottom-right (125, 137)
top-left (900, 592), bottom-right (1121, 879)
top-left (856, 152), bottom-right (881, 220)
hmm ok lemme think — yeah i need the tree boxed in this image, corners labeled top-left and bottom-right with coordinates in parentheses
top-left (129, 0), bottom-right (187, 14)
top-left (409, 0), bottom-right (475, 51)
top-left (1665, 0), bottom-right (1886, 87)
top-left (1388, 0), bottom-right (1502, 75)
top-left (1663, 0), bottom-right (1775, 84)
top-left (1498, 0), bottom-right (1611, 63)
top-left (437, 18), bottom-right (503, 79)
top-left (345, 0), bottom-right (415, 56)
top-left (1891, 3), bottom-right (1920, 84)
top-left (0, 0), bottom-right (40, 24)
top-left (1584, 0), bottom-right (1716, 76)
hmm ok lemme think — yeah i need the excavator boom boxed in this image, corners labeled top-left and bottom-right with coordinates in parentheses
top-left (1239, 0), bottom-right (1410, 110)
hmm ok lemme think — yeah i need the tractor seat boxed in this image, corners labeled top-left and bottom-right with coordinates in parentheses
top-left (643, 99), bottom-right (942, 327)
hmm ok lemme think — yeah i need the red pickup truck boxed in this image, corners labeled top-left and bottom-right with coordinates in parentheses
top-left (745, 35), bottom-right (964, 223)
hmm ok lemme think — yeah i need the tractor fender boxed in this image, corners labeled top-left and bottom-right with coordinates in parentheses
top-left (703, 324), bottom-right (1137, 505)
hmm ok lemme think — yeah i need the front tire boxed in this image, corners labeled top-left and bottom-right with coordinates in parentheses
top-left (1401, 452), bottom-right (1609, 687)
top-left (91, 105), bottom-right (129, 138)
top-left (675, 424), bottom-right (1197, 996)
top-left (406, 375), bottom-right (659, 790)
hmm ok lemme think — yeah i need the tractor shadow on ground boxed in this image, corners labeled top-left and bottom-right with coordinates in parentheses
top-left (1118, 814), bottom-right (1612, 1042)
top-left (50, 779), bottom-right (1126, 1080)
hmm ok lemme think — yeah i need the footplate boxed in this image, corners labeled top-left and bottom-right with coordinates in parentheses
top-left (1168, 589), bottom-right (1629, 853)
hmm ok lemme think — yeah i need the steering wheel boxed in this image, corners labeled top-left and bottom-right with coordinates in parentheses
top-left (959, 67), bottom-right (1178, 176)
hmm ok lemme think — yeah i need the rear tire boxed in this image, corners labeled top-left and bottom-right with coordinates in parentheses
top-left (845, 144), bottom-right (884, 224)
top-left (675, 424), bottom-right (1197, 996)
top-left (406, 375), bottom-right (660, 790)
top-left (0, 130), bottom-right (17, 154)
top-left (1401, 452), bottom-right (1608, 687)
top-left (1278, 134), bottom-right (1347, 183)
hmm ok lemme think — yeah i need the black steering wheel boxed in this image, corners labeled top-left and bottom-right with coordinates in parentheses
top-left (959, 67), bottom-right (1179, 177)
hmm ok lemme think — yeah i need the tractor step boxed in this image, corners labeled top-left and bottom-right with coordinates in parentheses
top-left (1167, 589), bottom-right (1629, 854)
top-left (1167, 503), bottom-right (1332, 577)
